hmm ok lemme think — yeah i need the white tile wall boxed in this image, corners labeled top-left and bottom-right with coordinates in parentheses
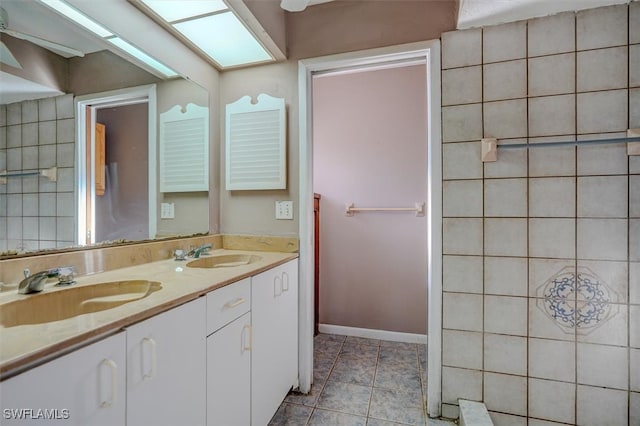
top-left (484, 256), bottom-right (527, 296)
top-left (528, 12), bottom-right (575, 57)
top-left (443, 292), bottom-right (483, 332)
top-left (528, 53), bottom-right (575, 97)
top-left (443, 180), bottom-right (482, 217)
top-left (484, 295), bottom-right (527, 336)
top-left (529, 177), bottom-right (575, 217)
top-left (441, 4), bottom-right (636, 423)
top-left (441, 28), bottom-right (482, 69)
top-left (577, 46), bottom-right (628, 92)
top-left (442, 367), bottom-right (482, 404)
top-left (483, 372), bottom-right (527, 416)
top-left (577, 90), bottom-right (628, 134)
top-left (528, 95), bottom-right (575, 137)
top-left (0, 95), bottom-right (76, 251)
top-left (483, 21), bottom-right (526, 63)
top-left (442, 105), bottom-right (483, 143)
top-left (576, 385), bottom-right (628, 426)
top-left (442, 330), bottom-right (483, 370)
top-left (483, 60), bottom-right (526, 102)
top-left (483, 99), bottom-right (527, 139)
top-left (484, 218), bottom-right (527, 257)
top-left (442, 66), bottom-right (482, 106)
top-left (484, 334), bottom-right (527, 376)
top-left (528, 379), bottom-right (575, 424)
top-left (528, 338), bottom-right (575, 382)
top-left (577, 343), bottom-right (628, 389)
top-left (442, 255), bottom-right (483, 293)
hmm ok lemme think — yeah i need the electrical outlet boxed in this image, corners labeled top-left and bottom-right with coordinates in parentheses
top-left (161, 202), bottom-right (175, 219)
top-left (275, 200), bottom-right (293, 220)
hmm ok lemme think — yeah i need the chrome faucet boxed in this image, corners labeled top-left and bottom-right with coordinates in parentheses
top-left (18, 267), bottom-right (75, 294)
top-left (189, 243), bottom-right (212, 258)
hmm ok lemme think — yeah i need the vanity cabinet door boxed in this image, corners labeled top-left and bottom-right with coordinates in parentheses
top-left (206, 311), bottom-right (251, 426)
top-left (0, 332), bottom-right (126, 426)
top-left (251, 258), bottom-right (299, 426)
top-left (126, 297), bottom-right (206, 426)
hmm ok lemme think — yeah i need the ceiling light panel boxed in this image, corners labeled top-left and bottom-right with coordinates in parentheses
top-left (139, 0), bottom-right (228, 22)
top-left (38, 0), bottom-right (113, 37)
top-left (107, 37), bottom-right (179, 78)
top-left (173, 12), bottom-right (272, 68)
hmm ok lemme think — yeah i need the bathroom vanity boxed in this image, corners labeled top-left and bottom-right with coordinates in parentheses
top-left (0, 241), bottom-right (298, 426)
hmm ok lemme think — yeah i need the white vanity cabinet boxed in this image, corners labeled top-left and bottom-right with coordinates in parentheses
top-left (206, 278), bottom-right (252, 426)
top-left (0, 332), bottom-right (126, 426)
top-left (126, 297), bottom-right (206, 426)
top-left (251, 258), bottom-right (299, 426)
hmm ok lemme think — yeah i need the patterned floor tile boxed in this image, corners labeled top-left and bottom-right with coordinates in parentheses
top-left (317, 381), bottom-right (372, 417)
top-left (315, 333), bottom-right (347, 344)
top-left (268, 403), bottom-right (314, 426)
top-left (341, 343), bottom-right (380, 361)
top-left (374, 363), bottom-right (421, 391)
top-left (380, 341), bottom-right (418, 351)
top-left (315, 339), bottom-right (343, 358)
top-left (369, 387), bottom-right (426, 425)
top-left (308, 408), bottom-right (368, 426)
top-left (314, 355), bottom-right (337, 382)
top-left (378, 346), bottom-right (419, 367)
top-left (329, 356), bottom-right (376, 386)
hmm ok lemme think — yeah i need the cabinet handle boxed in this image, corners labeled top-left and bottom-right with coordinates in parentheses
top-left (273, 276), bottom-right (283, 297)
top-left (142, 337), bottom-right (157, 380)
top-left (100, 359), bottom-right (117, 408)
top-left (242, 324), bottom-right (252, 353)
top-left (282, 271), bottom-right (289, 292)
top-left (223, 297), bottom-right (245, 309)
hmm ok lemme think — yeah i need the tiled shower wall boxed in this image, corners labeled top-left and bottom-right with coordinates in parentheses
top-left (0, 94), bottom-right (76, 252)
top-left (440, 3), bottom-right (639, 425)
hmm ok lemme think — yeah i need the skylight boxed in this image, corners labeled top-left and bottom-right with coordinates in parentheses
top-left (36, 0), bottom-right (179, 78)
top-left (139, 0), bottom-right (274, 69)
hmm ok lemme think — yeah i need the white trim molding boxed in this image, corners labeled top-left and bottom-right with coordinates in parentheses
top-left (297, 39), bottom-right (442, 417)
top-left (318, 324), bottom-right (428, 345)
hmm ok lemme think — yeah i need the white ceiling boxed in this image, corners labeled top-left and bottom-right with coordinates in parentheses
top-left (457, 0), bottom-right (634, 29)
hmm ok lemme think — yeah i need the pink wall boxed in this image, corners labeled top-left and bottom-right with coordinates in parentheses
top-left (313, 64), bottom-right (428, 334)
top-left (95, 103), bottom-right (149, 242)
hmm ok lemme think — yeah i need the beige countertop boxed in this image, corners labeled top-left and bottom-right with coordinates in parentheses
top-left (0, 248), bottom-right (297, 379)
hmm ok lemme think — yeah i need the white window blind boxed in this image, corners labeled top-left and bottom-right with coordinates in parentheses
top-left (225, 94), bottom-right (286, 190)
top-left (159, 103), bottom-right (209, 192)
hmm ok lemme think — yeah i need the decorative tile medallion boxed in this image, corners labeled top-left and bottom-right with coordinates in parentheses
top-left (537, 266), bottom-right (620, 334)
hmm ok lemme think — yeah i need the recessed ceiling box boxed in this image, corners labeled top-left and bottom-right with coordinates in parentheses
top-left (159, 103), bottom-right (209, 192)
top-left (225, 94), bottom-right (286, 190)
top-left (628, 129), bottom-right (640, 156)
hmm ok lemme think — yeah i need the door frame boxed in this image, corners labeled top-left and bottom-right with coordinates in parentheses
top-left (75, 84), bottom-right (157, 245)
top-left (297, 40), bottom-right (443, 417)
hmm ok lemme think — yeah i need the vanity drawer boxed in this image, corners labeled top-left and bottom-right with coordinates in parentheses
top-left (206, 278), bottom-right (251, 335)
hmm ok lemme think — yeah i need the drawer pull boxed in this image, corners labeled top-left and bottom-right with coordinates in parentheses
top-left (223, 297), bottom-right (246, 309)
top-left (100, 359), bottom-right (117, 408)
top-left (142, 337), bottom-right (157, 380)
top-left (274, 276), bottom-right (283, 297)
top-left (242, 324), bottom-right (252, 353)
top-left (282, 271), bottom-right (290, 292)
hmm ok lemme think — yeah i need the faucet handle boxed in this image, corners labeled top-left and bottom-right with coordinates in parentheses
top-left (56, 266), bottom-right (75, 286)
top-left (23, 268), bottom-right (31, 278)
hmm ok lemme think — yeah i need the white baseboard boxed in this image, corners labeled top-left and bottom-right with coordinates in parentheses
top-left (318, 324), bottom-right (427, 344)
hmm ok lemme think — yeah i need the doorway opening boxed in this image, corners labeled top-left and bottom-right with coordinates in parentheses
top-left (75, 85), bottom-right (157, 246)
top-left (298, 41), bottom-right (442, 416)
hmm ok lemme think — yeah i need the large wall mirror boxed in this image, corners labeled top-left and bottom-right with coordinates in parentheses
top-left (0, 0), bottom-right (210, 256)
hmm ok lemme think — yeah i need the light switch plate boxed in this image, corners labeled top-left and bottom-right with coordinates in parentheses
top-left (161, 202), bottom-right (175, 219)
top-left (275, 200), bottom-right (293, 220)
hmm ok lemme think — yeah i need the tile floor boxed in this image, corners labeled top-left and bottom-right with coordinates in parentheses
top-left (268, 333), bottom-right (457, 426)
